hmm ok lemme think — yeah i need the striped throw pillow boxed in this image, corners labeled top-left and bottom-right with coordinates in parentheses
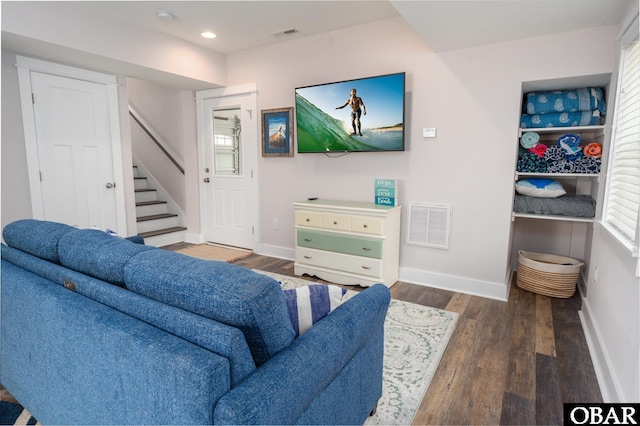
top-left (283, 284), bottom-right (347, 337)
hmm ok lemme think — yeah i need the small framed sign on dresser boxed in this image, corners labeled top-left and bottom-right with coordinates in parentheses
top-left (293, 199), bottom-right (402, 287)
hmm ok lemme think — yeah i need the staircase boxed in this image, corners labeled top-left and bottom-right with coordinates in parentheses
top-left (133, 165), bottom-right (186, 247)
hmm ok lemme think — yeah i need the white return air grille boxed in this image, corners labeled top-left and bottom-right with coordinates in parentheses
top-left (406, 203), bottom-right (452, 249)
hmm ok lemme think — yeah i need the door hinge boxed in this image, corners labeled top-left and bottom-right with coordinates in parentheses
top-left (252, 226), bottom-right (255, 235)
top-left (39, 171), bottom-right (43, 181)
top-left (251, 169), bottom-right (254, 178)
top-left (32, 93), bottom-right (35, 104)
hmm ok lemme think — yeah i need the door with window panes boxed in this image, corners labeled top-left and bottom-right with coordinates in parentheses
top-left (202, 93), bottom-right (257, 249)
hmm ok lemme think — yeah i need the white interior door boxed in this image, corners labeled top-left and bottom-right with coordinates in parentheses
top-left (30, 71), bottom-right (118, 229)
top-left (201, 91), bottom-right (258, 249)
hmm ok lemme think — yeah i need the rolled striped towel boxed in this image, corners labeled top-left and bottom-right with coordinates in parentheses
top-left (282, 284), bottom-right (347, 337)
top-left (520, 131), bottom-right (540, 149)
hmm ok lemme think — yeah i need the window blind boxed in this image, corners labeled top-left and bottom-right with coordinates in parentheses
top-left (603, 18), bottom-right (640, 253)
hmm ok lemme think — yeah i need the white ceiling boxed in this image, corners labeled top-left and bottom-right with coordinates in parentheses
top-left (85, 1), bottom-right (400, 54)
top-left (83, 0), bottom-right (633, 54)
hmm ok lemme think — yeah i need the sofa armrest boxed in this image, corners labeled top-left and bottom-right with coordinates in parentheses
top-left (213, 284), bottom-right (391, 425)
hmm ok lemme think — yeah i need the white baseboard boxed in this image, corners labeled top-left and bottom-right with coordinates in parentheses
top-left (579, 296), bottom-right (622, 402)
top-left (399, 266), bottom-right (509, 301)
top-left (184, 232), bottom-right (204, 245)
top-left (258, 243), bottom-right (508, 300)
top-left (256, 243), bottom-right (295, 260)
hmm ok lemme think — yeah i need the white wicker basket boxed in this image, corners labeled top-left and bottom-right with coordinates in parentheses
top-left (516, 251), bottom-right (584, 298)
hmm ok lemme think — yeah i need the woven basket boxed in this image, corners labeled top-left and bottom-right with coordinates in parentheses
top-left (516, 251), bottom-right (584, 298)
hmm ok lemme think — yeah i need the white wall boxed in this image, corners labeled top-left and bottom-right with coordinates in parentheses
top-left (128, 78), bottom-right (190, 213)
top-left (1, 50), bottom-right (31, 230)
top-left (126, 78), bottom-right (201, 236)
top-left (583, 227), bottom-right (640, 402)
top-left (226, 17), bottom-right (619, 299)
top-left (579, 4), bottom-right (640, 403)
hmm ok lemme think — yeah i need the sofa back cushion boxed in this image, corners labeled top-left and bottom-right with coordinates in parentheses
top-left (2, 220), bottom-right (153, 288)
top-left (2, 242), bottom-right (256, 386)
top-left (58, 229), bottom-right (155, 287)
top-left (124, 249), bottom-right (295, 366)
top-left (2, 219), bottom-right (75, 263)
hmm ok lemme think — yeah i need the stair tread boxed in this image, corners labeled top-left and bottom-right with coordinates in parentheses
top-left (136, 200), bottom-right (167, 206)
top-left (134, 177), bottom-right (147, 180)
top-left (139, 226), bottom-right (187, 238)
top-left (135, 188), bottom-right (156, 192)
top-left (137, 213), bottom-right (178, 222)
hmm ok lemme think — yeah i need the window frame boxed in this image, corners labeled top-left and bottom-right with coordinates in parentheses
top-left (601, 12), bottom-right (640, 257)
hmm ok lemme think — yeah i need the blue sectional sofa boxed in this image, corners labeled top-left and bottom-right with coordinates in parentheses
top-left (0, 219), bottom-right (391, 425)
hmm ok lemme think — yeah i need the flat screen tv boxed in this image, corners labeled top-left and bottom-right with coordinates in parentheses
top-left (295, 72), bottom-right (405, 153)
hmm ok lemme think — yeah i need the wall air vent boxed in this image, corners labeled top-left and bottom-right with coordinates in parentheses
top-left (406, 203), bottom-right (452, 250)
top-left (270, 28), bottom-right (300, 38)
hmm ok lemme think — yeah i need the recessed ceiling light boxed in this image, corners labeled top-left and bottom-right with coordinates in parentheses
top-left (156, 10), bottom-right (174, 21)
top-left (201, 32), bottom-right (217, 39)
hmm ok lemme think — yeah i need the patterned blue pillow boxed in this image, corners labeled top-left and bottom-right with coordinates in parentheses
top-left (282, 284), bottom-right (347, 337)
top-left (515, 178), bottom-right (566, 198)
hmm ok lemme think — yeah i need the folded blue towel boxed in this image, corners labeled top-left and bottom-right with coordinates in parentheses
top-left (520, 110), bottom-right (602, 128)
top-left (517, 152), bottom-right (547, 173)
top-left (547, 159), bottom-right (576, 173)
top-left (544, 145), bottom-right (565, 162)
top-left (574, 156), bottom-right (601, 174)
top-left (524, 88), bottom-right (606, 116)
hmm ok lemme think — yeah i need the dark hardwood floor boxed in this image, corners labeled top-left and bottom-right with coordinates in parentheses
top-left (229, 253), bottom-right (602, 425)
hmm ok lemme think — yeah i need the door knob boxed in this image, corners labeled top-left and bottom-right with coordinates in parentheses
top-left (204, 178), bottom-right (210, 183)
top-left (105, 182), bottom-right (115, 189)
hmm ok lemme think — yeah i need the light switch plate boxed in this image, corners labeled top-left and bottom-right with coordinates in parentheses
top-left (422, 128), bottom-right (437, 138)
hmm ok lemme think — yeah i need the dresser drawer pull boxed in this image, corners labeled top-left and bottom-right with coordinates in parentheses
top-left (304, 255), bottom-right (312, 259)
top-left (363, 224), bottom-right (368, 228)
top-left (304, 238), bottom-right (312, 242)
top-left (362, 247), bottom-right (372, 251)
top-left (361, 266), bottom-right (372, 270)
top-left (306, 218), bottom-right (310, 222)
top-left (333, 221), bottom-right (338, 225)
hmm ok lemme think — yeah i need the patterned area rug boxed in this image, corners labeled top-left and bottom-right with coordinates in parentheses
top-left (255, 270), bottom-right (459, 425)
top-left (0, 399), bottom-right (37, 425)
top-left (176, 243), bottom-right (253, 263)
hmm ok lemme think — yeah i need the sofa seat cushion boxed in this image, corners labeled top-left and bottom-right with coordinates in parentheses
top-left (124, 249), bottom-right (295, 366)
top-left (2, 219), bottom-right (75, 263)
top-left (58, 229), bottom-right (155, 287)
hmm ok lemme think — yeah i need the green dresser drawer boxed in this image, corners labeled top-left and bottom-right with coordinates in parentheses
top-left (297, 229), bottom-right (382, 259)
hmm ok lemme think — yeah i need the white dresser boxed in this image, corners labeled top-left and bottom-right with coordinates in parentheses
top-left (293, 199), bottom-right (402, 287)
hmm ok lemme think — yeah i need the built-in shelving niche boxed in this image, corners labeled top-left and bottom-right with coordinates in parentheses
top-left (508, 73), bottom-right (612, 295)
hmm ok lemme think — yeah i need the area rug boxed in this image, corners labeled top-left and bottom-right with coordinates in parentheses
top-left (0, 400), bottom-right (37, 425)
top-left (254, 270), bottom-right (459, 425)
top-left (176, 243), bottom-right (252, 263)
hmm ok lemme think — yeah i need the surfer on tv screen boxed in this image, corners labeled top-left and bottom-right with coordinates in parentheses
top-left (336, 88), bottom-right (366, 136)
